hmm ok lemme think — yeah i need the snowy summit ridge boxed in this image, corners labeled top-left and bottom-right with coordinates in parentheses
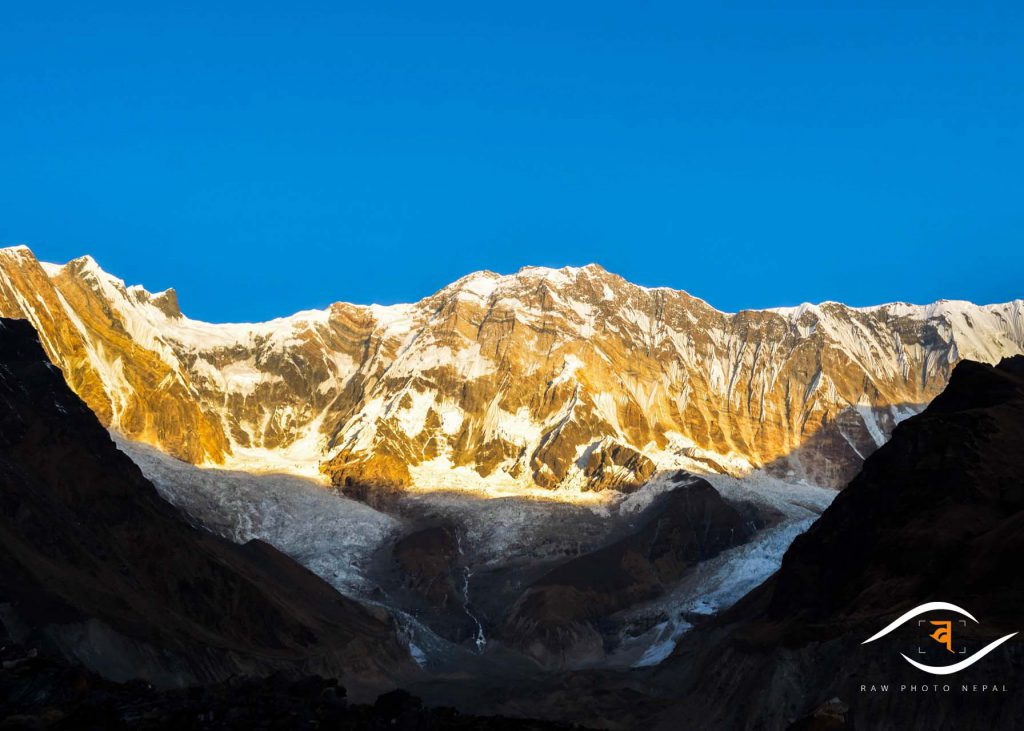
top-left (1, 244), bottom-right (1022, 496)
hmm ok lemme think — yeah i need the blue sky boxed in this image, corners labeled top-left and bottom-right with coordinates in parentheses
top-left (1, 2), bottom-right (1021, 321)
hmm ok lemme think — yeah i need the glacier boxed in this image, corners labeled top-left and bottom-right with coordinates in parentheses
top-left (115, 434), bottom-right (834, 670)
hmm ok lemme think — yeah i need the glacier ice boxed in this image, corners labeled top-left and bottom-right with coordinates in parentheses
top-left (114, 436), bottom-right (399, 597)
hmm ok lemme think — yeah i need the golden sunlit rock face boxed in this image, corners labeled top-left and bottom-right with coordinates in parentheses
top-left (2, 245), bottom-right (1022, 492)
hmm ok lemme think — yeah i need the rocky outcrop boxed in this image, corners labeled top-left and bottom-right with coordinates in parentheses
top-left (501, 476), bottom-right (755, 668)
top-left (387, 524), bottom-right (484, 645)
top-left (393, 525), bottom-right (462, 609)
top-left (581, 439), bottom-right (656, 492)
top-left (0, 317), bottom-right (414, 698)
top-left (2, 244), bottom-right (1023, 492)
top-left (327, 450), bottom-right (414, 491)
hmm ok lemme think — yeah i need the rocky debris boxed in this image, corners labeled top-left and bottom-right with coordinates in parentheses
top-left (502, 478), bottom-right (755, 668)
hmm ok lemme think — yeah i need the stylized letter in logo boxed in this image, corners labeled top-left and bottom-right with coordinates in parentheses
top-left (929, 620), bottom-right (953, 653)
top-left (862, 601), bottom-right (1017, 676)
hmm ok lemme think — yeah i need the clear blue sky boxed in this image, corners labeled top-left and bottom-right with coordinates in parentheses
top-left (2, 2), bottom-right (1021, 321)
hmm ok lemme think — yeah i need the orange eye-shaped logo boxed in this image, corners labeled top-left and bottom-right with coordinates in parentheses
top-left (863, 602), bottom-right (1016, 675)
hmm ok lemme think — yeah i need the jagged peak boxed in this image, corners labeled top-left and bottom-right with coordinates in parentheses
top-left (439, 262), bottom-right (632, 304)
top-left (64, 253), bottom-right (110, 281)
top-left (0, 244), bottom-right (36, 258)
top-left (150, 288), bottom-right (182, 319)
top-left (437, 265), bottom-right (593, 302)
top-left (444, 269), bottom-right (503, 299)
top-left (3, 244), bottom-right (1020, 331)
top-left (0, 246), bottom-right (78, 281)
top-left (126, 284), bottom-right (182, 319)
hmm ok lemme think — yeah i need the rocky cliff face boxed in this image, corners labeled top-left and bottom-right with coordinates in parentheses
top-left (0, 316), bottom-right (414, 698)
top-left (501, 475), bottom-right (755, 669)
top-left (2, 244), bottom-right (1022, 491)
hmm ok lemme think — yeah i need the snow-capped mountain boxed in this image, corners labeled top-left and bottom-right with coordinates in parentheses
top-left (1, 244), bottom-right (1021, 491)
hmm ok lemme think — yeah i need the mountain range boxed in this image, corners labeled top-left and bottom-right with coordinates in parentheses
top-left (2, 247), bottom-right (1022, 728)
top-left (1, 244), bottom-right (1021, 493)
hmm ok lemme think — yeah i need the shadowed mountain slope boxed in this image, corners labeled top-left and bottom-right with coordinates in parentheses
top-left (645, 355), bottom-right (1024, 730)
top-left (501, 476), bottom-right (756, 669)
top-left (0, 317), bottom-right (414, 700)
